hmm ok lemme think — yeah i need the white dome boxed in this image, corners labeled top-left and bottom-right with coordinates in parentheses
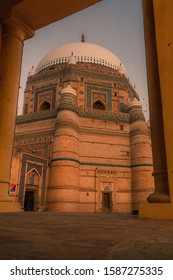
top-left (36, 42), bottom-right (127, 75)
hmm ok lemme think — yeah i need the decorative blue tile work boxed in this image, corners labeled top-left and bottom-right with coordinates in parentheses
top-left (86, 85), bottom-right (112, 111)
top-left (18, 153), bottom-right (47, 206)
top-left (34, 86), bottom-right (56, 112)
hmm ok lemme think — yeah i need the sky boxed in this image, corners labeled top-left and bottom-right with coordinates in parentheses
top-left (18, 0), bottom-right (149, 120)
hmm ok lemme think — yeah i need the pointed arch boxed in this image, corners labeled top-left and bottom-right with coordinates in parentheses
top-left (104, 186), bottom-right (111, 193)
top-left (93, 100), bottom-right (105, 110)
top-left (26, 168), bottom-right (40, 186)
top-left (39, 100), bottom-right (51, 111)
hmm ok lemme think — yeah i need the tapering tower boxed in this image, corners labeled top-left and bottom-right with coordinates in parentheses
top-left (46, 85), bottom-right (80, 211)
top-left (128, 98), bottom-right (154, 213)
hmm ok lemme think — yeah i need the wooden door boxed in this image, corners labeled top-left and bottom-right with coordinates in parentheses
top-left (24, 191), bottom-right (35, 211)
top-left (103, 192), bottom-right (111, 211)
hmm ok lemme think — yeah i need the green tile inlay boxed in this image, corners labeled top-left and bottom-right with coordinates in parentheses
top-left (51, 158), bottom-right (153, 168)
top-left (51, 157), bottom-right (80, 164)
top-left (87, 85), bottom-right (112, 110)
top-left (131, 163), bottom-right (153, 168)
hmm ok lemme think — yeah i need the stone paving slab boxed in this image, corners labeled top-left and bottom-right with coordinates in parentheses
top-left (0, 212), bottom-right (173, 260)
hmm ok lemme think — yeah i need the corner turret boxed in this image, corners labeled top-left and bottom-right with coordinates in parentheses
top-left (46, 85), bottom-right (80, 212)
top-left (28, 66), bottom-right (36, 77)
top-left (128, 98), bottom-right (154, 213)
top-left (68, 52), bottom-right (76, 65)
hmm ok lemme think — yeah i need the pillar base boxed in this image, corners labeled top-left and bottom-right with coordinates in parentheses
top-left (139, 202), bottom-right (173, 219)
top-left (0, 201), bottom-right (22, 212)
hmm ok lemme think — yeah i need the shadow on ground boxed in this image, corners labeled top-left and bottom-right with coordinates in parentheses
top-left (0, 212), bottom-right (173, 260)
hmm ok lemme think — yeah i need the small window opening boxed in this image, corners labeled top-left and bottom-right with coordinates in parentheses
top-left (93, 100), bottom-right (105, 110)
top-left (40, 101), bottom-right (51, 111)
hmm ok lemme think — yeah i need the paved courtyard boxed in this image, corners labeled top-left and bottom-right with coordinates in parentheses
top-left (0, 212), bottom-right (173, 260)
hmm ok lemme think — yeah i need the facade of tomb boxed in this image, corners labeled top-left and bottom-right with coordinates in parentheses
top-left (10, 36), bottom-right (154, 212)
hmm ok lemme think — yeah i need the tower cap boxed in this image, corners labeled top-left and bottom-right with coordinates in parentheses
top-left (128, 98), bottom-right (142, 109)
top-left (61, 85), bottom-right (77, 96)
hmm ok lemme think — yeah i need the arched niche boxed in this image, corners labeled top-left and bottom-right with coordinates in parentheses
top-left (93, 100), bottom-right (105, 110)
top-left (39, 100), bottom-right (51, 111)
top-left (26, 169), bottom-right (39, 186)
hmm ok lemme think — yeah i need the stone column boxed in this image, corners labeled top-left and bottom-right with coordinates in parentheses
top-left (0, 16), bottom-right (33, 211)
top-left (0, 23), bottom-right (2, 55)
top-left (142, 0), bottom-right (169, 203)
top-left (153, 0), bottom-right (173, 205)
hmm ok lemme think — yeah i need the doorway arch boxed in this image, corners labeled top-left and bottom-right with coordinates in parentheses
top-left (24, 169), bottom-right (40, 211)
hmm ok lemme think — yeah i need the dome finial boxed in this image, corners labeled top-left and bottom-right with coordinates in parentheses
top-left (81, 33), bottom-right (85, 43)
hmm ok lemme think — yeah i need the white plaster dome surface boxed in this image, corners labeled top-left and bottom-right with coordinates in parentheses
top-left (36, 42), bottom-right (127, 75)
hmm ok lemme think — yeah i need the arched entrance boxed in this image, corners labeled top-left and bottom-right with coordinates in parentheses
top-left (24, 169), bottom-right (39, 211)
top-left (102, 186), bottom-right (112, 212)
